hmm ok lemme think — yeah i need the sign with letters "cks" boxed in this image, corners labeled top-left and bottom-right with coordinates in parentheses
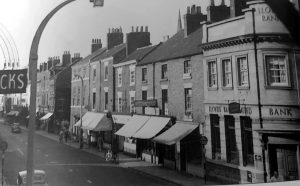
top-left (0, 69), bottom-right (28, 94)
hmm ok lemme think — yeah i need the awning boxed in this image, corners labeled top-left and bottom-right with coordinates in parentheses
top-left (40, 113), bottom-right (53, 120)
top-left (7, 111), bottom-right (19, 116)
top-left (112, 115), bottom-right (132, 125)
top-left (74, 112), bottom-right (112, 131)
top-left (115, 115), bottom-right (150, 137)
top-left (153, 123), bottom-right (198, 145)
top-left (133, 117), bottom-right (171, 139)
top-left (255, 128), bottom-right (300, 134)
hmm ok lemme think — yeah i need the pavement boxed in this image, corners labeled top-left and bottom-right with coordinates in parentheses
top-left (16, 126), bottom-right (221, 186)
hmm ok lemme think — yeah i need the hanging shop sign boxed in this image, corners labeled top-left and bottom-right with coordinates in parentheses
top-left (0, 69), bottom-right (28, 94)
top-left (228, 102), bottom-right (241, 114)
top-left (134, 99), bottom-right (157, 107)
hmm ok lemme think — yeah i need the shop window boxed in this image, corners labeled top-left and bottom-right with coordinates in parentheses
top-left (222, 58), bottom-right (232, 88)
top-left (184, 88), bottom-right (192, 119)
top-left (103, 131), bottom-right (111, 144)
top-left (208, 60), bottom-right (218, 88)
top-left (161, 64), bottom-right (167, 80)
top-left (142, 68), bottom-right (147, 83)
top-left (225, 115), bottom-right (239, 165)
top-left (265, 54), bottom-right (290, 87)
top-left (240, 116), bottom-right (254, 166)
top-left (210, 114), bottom-right (221, 160)
top-left (164, 144), bottom-right (175, 161)
top-left (237, 56), bottom-right (249, 87)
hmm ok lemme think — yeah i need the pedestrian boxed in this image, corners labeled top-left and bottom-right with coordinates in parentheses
top-left (97, 137), bottom-right (103, 151)
top-left (64, 130), bottom-right (68, 143)
top-left (270, 171), bottom-right (281, 182)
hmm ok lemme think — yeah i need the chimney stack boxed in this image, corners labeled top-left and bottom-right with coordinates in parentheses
top-left (207, 1), bottom-right (230, 23)
top-left (230, 0), bottom-right (248, 18)
top-left (184, 5), bottom-right (207, 37)
top-left (62, 51), bottom-right (71, 66)
top-left (126, 26), bottom-right (151, 56)
top-left (72, 53), bottom-right (81, 63)
top-left (91, 39), bottom-right (102, 53)
top-left (107, 27), bottom-right (124, 50)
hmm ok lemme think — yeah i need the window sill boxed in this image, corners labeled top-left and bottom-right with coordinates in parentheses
top-left (237, 86), bottom-right (250, 90)
top-left (183, 74), bottom-right (192, 79)
top-left (160, 78), bottom-right (169, 82)
top-left (208, 87), bottom-right (218, 91)
top-left (265, 85), bottom-right (292, 90)
top-left (142, 80), bottom-right (148, 85)
top-left (130, 83), bottom-right (135, 87)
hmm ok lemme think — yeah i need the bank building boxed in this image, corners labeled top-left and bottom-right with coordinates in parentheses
top-left (201, 0), bottom-right (300, 184)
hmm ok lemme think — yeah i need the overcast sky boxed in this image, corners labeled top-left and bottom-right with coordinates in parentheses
top-left (0, 0), bottom-right (229, 68)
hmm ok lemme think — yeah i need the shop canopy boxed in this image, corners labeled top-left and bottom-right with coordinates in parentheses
top-left (115, 115), bottom-right (150, 137)
top-left (74, 112), bottom-right (112, 131)
top-left (40, 113), bottom-right (53, 120)
top-left (7, 111), bottom-right (19, 116)
top-left (153, 122), bottom-right (198, 145)
top-left (132, 116), bottom-right (171, 139)
top-left (112, 114), bottom-right (132, 125)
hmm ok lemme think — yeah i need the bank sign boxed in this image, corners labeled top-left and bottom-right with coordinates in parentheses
top-left (0, 69), bottom-right (28, 94)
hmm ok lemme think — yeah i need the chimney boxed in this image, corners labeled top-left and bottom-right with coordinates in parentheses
top-left (91, 39), bottom-right (102, 53)
top-left (230, 0), bottom-right (248, 18)
top-left (62, 51), bottom-right (71, 66)
top-left (47, 57), bottom-right (53, 69)
top-left (184, 5), bottom-right (207, 37)
top-left (207, 1), bottom-right (230, 23)
top-left (72, 53), bottom-right (81, 63)
top-left (126, 26), bottom-right (151, 56)
top-left (107, 27), bottom-right (124, 50)
top-left (43, 62), bottom-right (47, 71)
top-left (40, 64), bottom-right (43, 72)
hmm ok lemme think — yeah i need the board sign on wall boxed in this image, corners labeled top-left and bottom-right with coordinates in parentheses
top-left (0, 69), bottom-right (28, 94)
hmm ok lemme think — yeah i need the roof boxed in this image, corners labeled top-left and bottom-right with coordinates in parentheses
top-left (138, 27), bottom-right (203, 66)
top-left (91, 43), bottom-right (126, 63)
top-left (116, 44), bottom-right (161, 65)
top-left (74, 47), bottom-right (107, 66)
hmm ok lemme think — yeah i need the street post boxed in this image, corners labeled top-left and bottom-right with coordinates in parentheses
top-left (75, 74), bottom-right (84, 149)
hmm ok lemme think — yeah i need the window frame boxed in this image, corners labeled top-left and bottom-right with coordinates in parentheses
top-left (240, 116), bottom-right (254, 166)
top-left (221, 57), bottom-right (233, 89)
top-left (129, 65), bottom-right (135, 86)
top-left (224, 115), bottom-right (239, 165)
top-left (104, 63), bottom-right (108, 81)
top-left (117, 67), bottom-right (122, 87)
top-left (236, 55), bottom-right (250, 89)
top-left (210, 114), bottom-right (221, 160)
top-left (207, 59), bottom-right (218, 90)
top-left (104, 91), bottom-right (108, 111)
top-left (184, 88), bottom-right (193, 119)
top-left (142, 67), bottom-right (147, 83)
top-left (263, 53), bottom-right (291, 89)
top-left (161, 64), bottom-right (168, 80)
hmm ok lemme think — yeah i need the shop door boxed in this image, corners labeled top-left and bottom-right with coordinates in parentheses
top-left (277, 147), bottom-right (298, 181)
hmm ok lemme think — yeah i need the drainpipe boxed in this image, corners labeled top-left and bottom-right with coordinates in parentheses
top-left (251, 8), bottom-right (267, 183)
top-left (293, 48), bottom-right (300, 106)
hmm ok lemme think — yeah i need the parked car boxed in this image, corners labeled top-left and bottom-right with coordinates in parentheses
top-left (17, 170), bottom-right (48, 186)
top-left (11, 123), bottom-right (21, 133)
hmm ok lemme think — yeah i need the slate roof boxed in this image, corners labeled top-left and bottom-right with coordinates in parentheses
top-left (91, 43), bottom-right (126, 63)
top-left (74, 47), bottom-right (107, 66)
top-left (138, 27), bottom-right (203, 66)
top-left (115, 44), bottom-right (161, 65)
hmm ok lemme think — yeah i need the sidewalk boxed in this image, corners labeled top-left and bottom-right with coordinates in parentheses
top-left (26, 127), bottom-right (221, 186)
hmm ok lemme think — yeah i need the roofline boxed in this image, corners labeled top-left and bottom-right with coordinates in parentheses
top-left (113, 60), bottom-right (136, 68)
top-left (136, 52), bottom-right (203, 66)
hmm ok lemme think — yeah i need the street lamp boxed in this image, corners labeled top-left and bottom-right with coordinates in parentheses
top-left (27, 1), bottom-right (103, 185)
top-left (74, 74), bottom-right (84, 149)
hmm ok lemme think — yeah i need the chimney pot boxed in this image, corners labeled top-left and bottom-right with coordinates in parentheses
top-left (140, 26), bottom-right (143, 32)
top-left (145, 26), bottom-right (148, 32)
top-left (136, 26), bottom-right (138, 32)
top-left (191, 5), bottom-right (196, 14)
top-left (119, 27), bottom-right (122, 32)
top-left (132, 26), bottom-right (134, 32)
top-left (197, 6), bottom-right (201, 14)
top-left (187, 6), bottom-right (191, 14)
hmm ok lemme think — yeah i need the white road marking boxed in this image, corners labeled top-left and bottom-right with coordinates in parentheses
top-left (87, 180), bottom-right (93, 184)
top-left (17, 148), bottom-right (24, 156)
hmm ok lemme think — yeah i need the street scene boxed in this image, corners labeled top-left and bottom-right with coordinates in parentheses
top-left (1, 0), bottom-right (300, 185)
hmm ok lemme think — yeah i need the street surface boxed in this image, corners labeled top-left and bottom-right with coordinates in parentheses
top-left (0, 121), bottom-right (175, 186)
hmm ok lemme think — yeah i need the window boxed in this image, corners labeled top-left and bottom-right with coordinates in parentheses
top-left (92, 92), bottom-right (96, 109)
top-left (117, 68), bottom-right (122, 87)
top-left (118, 96), bottom-right (122, 112)
top-left (142, 90), bottom-right (147, 114)
top-left (73, 69), bottom-right (77, 80)
top-left (161, 64), bottom-right (167, 79)
top-left (130, 66), bottom-right (135, 86)
top-left (240, 116), bottom-right (254, 166)
top-left (265, 54), bottom-right (289, 87)
top-left (83, 67), bottom-right (86, 78)
top-left (237, 56), bottom-right (249, 87)
top-left (104, 91), bottom-right (108, 110)
top-left (130, 95), bottom-right (135, 113)
top-left (142, 68), bottom-right (147, 82)
top-left (225, 115), bottom-right (239, 164)
top-left (162, 89), bottom-right (168, 115)
top-left (57, 99), bottom-right (64, 112)
top-left (93, 67), bottom-right (96, 81)
top-left (210, 114), bottom-right (221, 160)
top-left (77, 87), bottom-right (81, 105)
top-left (208, 60), bottom-right (217, 88)
top-left (184, 59), bottom-right (191, 74)
top-left (104, 64), bottom-right (108, 80)
top-left (222, 58), bottom-right (232, 87)
top-left (184, 88), bottom-right (192, 119)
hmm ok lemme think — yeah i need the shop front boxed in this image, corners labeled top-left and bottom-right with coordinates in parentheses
top-left (39, 112), bottom-right (53, 132)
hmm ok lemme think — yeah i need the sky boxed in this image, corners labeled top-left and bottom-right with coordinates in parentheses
top-left (0, 0), bottom-right (228, 68)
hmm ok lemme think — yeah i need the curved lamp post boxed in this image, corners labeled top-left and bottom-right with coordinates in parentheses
top-left (74, 74), bottom-right (83, 149)
top-left (27, 1), bottom-right (103, 185)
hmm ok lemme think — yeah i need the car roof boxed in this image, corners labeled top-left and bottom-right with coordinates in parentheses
top-left (19, 170), bottom-right (46, 177)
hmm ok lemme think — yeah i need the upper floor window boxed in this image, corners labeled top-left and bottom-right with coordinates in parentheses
top-left (222, 58), bottom-right (232, 88)
top-left (237, 56), bottom-right (249, 87)
top-left (130, 92), bottom-right (135, 113)
top-left (184, 59), bottom-right (192, 74)
top-left (104, 63), bottom-right (108, 81)
top-left (83, 67), bottom-right (86, 78)
top-left (93, 67), bottom-right (96, 81)
top-left (161, 64), bottom-right (167, 79)
top-left (184, 88), bottom-right (192, 119)
top-left (117, 68), bottom-right (122, 87)
top-left (104, 91), bottom-right (108, 110)
top-left (142, 68), bottom-right (147, 82)
top-left (208, 60), bottom-right (217, 88)
top-left (130, 65), bottom-right (135, 86)
top-left (118, 93), bottom-right (122, 112)
top-left (265, 54), bottom-right (289, 87)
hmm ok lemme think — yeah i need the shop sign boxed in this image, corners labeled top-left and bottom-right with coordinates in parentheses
top-left (208, 105), bottom-right (252, 115)
top-left (228, 102), bottom-right (241, 114)
top-left (134, 99), bottom-right (157, 107)
top-left (263, 106), bottom-right (300, 119)
top-left (0, 69), bottom-right (28, 94)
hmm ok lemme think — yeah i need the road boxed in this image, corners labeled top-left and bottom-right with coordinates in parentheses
top-left (0, 121), bottom-right (175, 186)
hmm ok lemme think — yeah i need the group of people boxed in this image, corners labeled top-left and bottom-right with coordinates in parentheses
top-left (59, 128), bottom-right (69, 143)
